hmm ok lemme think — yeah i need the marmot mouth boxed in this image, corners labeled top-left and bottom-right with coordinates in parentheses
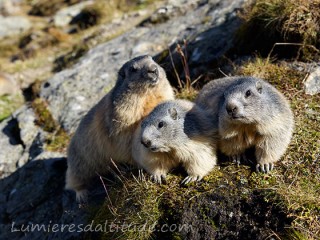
top-left (150, 146), bottom-right (160, 152)
top-left (230, 115), bottom-right (244, 120)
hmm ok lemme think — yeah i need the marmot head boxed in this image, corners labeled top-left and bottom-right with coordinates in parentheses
top-left (220, 77), bottom-right (266, 124)
top-left (140, 102), bottom-right (184, 152)
top-left (115, 55), bottom-right (166, 92)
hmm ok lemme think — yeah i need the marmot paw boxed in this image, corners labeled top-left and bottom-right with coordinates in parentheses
top-left (256, 163), bottom-right (274, 173)
top-left (151, 174), bottom-right (166, 184)
top-left (230, 155), bottom-right (241, 166)
top-left (181, 175), bottom-right (202, 185)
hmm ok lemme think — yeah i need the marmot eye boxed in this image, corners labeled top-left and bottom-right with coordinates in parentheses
top-left (158, 121), bottom-right (164, 128)
top-left (245, 90), bottom-right (251, 98)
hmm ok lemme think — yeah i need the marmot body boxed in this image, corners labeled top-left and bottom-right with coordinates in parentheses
top-left (66, 55), bottom-right (175, 201)
top-left (196, 76), bottom-right (294, 172)
top-left (132, 99), bottom-right (218, 184)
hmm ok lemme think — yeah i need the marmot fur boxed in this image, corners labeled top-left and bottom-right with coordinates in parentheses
top-left (66, 55), bottom-right (174, 201)
top-left (196, 76), bottom-right (294, 172)
top-left (132, 99), bottom-right (218, 184)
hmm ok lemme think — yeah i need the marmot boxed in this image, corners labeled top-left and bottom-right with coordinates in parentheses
top-left (132, 99), bottom-right (218, 184)
top-left (195, 76), bottom-right (294, 173)
top-left (66, 55), bottom-right (175, 201)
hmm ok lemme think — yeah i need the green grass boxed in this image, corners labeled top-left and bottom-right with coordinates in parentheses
top-left (0, 94), bottom-right (24, 122)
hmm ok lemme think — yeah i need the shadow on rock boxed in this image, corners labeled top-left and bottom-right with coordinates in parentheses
top-left (0, 157), bottom-right (106, 240)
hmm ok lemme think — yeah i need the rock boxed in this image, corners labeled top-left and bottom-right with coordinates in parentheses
top-left (0, 152), bottom-right (107, 240)
top-left (0, 106), bottom-right (46, 179)
top-left (53, 1), bottom-right (93, 27)
top-left (0, 118), bottom-right (24, 179)
top-left (0, 72), bottom-right (20, 96)
top-left (41, 0), bottom-right (245, 133)
top-left (0, 0), bottom-right (22, 16)
top-left (305, 66), bottom-right (320, 95)
top-left (0, 15), bottom-right (31, 39)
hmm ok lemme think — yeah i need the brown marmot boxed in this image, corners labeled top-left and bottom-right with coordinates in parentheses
top-left (132, 99), bottom-right (218, 184)
top-left (66, 55), bottom-right (175, 201)
top-left (195, 76), bottom-right (294, 173)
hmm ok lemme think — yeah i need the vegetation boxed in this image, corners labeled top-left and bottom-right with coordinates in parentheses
top-left (0, 94), bottom-right (23, 122)
top-left (235, 0), bottom-right (320, 60)
top-left (234, 57), bottom-right (320, 239)
top-left (31, 98), bottom-right (70, 152)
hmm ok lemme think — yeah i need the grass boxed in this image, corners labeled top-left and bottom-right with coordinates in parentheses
top-left (90, 170), bottom-right (162, 240)
top-left (0, 94), bottom-right (24, 122)
top-left (235, 0), bottom-right (320, 60)
top-left (169, 41), bottom-right (199, 100)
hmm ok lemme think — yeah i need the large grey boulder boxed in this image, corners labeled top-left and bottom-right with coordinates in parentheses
top-left (305, 66), bottom-right (320, 95)
top-left (0, 118), bottom-right (24, 178)
top-left (41, 0), bottom-right (245, 133)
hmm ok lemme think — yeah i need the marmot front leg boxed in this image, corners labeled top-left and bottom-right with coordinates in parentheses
top-left (255, 137), bottom-right (285, 173)
top-left (182, 154), bottom-right (216, 185)
top-left (147, 163), bottom-right (175, 184)
top-left (65, 168), bottom-right (89, 203)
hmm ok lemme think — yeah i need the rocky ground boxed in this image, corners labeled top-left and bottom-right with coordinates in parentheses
top-left (0, 0), bottom-right (319, 239)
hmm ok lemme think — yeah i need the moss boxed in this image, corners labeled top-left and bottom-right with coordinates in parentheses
top-left (31, 98), bottom-right (57, 132)
top-left (31, 98), bottom-right (71, 152)
top-left (45, 128), bottom-right (71, 152)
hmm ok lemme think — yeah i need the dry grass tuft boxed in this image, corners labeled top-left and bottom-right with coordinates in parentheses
top-left (235, 0), bottom-right (320, 60)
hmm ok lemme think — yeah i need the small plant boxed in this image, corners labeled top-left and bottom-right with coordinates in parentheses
top-left (169, 40), bottom-right (199, 100)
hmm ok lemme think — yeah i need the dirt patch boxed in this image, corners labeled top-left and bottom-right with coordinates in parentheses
top-left (155, 189), bottom-right (292, 240)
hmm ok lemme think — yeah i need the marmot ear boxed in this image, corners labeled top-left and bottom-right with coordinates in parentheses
top-left (256, 81), bottom-right (262, 93)
top-left (168, 107), bottom-right (178, 120)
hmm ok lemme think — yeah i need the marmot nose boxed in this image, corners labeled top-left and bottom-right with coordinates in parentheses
top-left (148, 64), bottom-right (159, 76)
top-left (226, 103), bottom-right (238, 115)
top-left (141, 139), bottom-right (152, 148)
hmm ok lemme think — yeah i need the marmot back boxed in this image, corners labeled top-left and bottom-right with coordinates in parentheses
top-left (132, 99), bottom-right (218, 184)
top-left (66, 55), bottom-right (175, 202)
top-left (196, 76), bottom-right (294, 172)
